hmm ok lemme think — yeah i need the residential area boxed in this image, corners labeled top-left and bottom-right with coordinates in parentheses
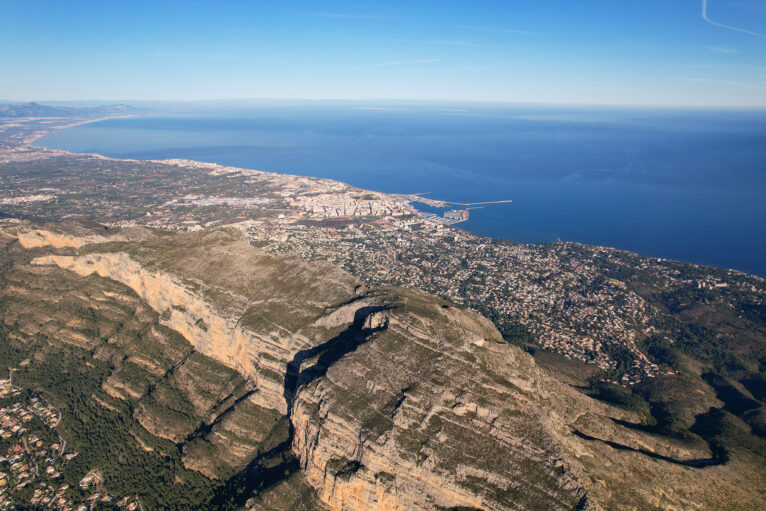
top-left (0, 380), bottom-right (140, 510)
top-left (1, 117), bottom-right (764, 387)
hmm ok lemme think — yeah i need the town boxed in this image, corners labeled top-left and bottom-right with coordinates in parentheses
top-left (1, 115), bottom-right (764, 388)
top-left (0, 379), bottom-right (141, 510)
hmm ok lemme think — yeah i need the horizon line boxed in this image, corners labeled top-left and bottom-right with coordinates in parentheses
top-left (3, 97), bottom-right (766, 111)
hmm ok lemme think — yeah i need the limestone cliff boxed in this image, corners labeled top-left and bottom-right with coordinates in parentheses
top-left (3, 222), bottom-right (764, 511)
top-left (25, 227), bottom-right (360, 415)
top-left (286, 288), bottom-right (762, 511)
top-left (289, 290), bottom-right (588, 510)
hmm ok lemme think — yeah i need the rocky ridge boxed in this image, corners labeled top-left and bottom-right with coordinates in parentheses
top-left (1, 221), bottom-right (764, 510)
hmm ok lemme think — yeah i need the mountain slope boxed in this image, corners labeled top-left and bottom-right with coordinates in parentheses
top-left (0, 221), bottom-right (764, 510)
top-left (0, 102), bottom-right (138, 118)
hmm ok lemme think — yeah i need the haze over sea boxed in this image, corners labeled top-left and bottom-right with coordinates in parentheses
top-left (36, 103), bottom-right (766, 277)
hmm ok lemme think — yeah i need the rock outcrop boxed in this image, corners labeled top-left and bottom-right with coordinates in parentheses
top-left (26, 227), bottom-right (360, 415)
top-left (3, 222), bottom-right (765, 511)
top-left (289, 290), bottom-right (589, 510)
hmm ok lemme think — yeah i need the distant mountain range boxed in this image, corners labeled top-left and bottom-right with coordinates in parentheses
top-left (0, 101), bottom-right (140, 118)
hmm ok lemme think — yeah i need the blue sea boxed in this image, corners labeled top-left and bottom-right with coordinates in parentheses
top-left (36, 103), bottom-right (766, 277)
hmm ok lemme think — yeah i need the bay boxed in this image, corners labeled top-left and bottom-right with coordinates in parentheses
top-left (36, 103), bottom-right (766, 277)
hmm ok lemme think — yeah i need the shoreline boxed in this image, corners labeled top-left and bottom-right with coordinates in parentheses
top-left (5, 112), bottom-right (766, 384)
top-left (30, 117), bottom-right (479, 232)
top-left (21, 115), bottom-right (765, 280)
top-left (25, 114), bottom-right (138, 145)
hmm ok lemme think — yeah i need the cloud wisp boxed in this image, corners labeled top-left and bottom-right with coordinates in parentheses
top-left (701, 0), bottom-right (766, 39)
top-left (360, 36), bottom-right (511, 49)
top-left (683, 63), bottom-right (766, 72)
top-left (350, 58), bottom-right (441, 70)
top-left (707, 46), bottom-right (739, 54)
top-left (454, 24), bottom-right (535, 36)
top-left (373, 58), bottom-right (441, 67)
top-left (673, 75), bottom-right (766, 90)
top-left (310, 13), bottom-right (391, 20)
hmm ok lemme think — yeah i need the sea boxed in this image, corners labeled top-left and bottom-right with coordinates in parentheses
top-left (35, 102), bottom-right (766, 277)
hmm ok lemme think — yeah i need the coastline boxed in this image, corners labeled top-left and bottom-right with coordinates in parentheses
top-left (14, 114), bottom-right (765, 280)
top-left (25, 114), bottom-right (138, 145)
top-left (3, 112), bottom-right (765, 384)
top-left (28, 117), bottom-right (476, 232)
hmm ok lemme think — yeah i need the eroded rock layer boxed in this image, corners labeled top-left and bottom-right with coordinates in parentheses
top-left (1, 221), bottom-right (764, 511)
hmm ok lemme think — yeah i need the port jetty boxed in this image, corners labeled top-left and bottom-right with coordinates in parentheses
top-left (395, 193), bottom-right (513, 224)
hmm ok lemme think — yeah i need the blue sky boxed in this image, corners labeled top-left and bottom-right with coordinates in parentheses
top-left (1, 0), bottom-right (765, 106)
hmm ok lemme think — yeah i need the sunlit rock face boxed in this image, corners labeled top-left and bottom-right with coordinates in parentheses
top-left (5, 222), bottom-right (764, 511)
top-left (289, 291), bottom-right (589, 511)
top-left (25, 225), bottom-right (361, 415)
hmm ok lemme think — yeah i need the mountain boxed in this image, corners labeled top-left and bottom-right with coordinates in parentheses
top-left (0, 101), bottom-right (139, 118)
top-left (1, 221), bottom-right (764, 510)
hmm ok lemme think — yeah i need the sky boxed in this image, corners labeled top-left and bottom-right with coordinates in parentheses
top-left (1, 0), bottom-right (765, 107)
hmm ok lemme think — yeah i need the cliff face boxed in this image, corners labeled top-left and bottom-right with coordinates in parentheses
top-left (289, 290), bottom-right (588, 511)
top-left (32, 251), bottom-right (269, 402)
top-left (27, 228), bottom-right (360, 415)
top-left (3, 222), bottom-right (765, 511)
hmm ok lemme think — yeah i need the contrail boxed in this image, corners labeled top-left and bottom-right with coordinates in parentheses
top-left (701, 0), bottom-right (766, 39)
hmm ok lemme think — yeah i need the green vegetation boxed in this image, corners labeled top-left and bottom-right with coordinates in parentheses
top-left (10, 338), bottom-right (219, 509)
top-left (586, 381), bottom-right (651, 416)
top-left (0, 202), bottom-right (764, 510)
top-left (0, 246), bottom-right (291, 509)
